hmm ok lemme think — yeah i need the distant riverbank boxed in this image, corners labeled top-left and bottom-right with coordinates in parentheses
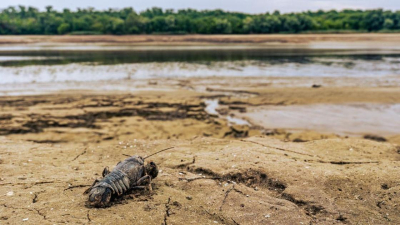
top-left (1, 34), bottom-right (400, 48)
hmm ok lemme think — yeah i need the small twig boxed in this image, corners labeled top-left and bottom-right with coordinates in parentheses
top-left (32, 193), bottom-right (38, 203)
top-left (72, 148), bottom-right (87, 161)
top-left (232, 218), bottom-right (240, 225)
top-left (179, 177), bottom-right (222, 182)
top-left (220, 186), bottom-right (234, 211)
top-left (190, 136), bottom-right (198, 141)
top-left (329, 161), bottom-right (380, 165)
top-left (241, 140), bottom-right (316, 157)
top-left (305, 160), bottom-right (381, 165)
top-left (32, 190), bottom-right (45, 203)
top-left (34, 181), bottom-right (55, 185)
top-left (174, 156), bottom-right (196, 169)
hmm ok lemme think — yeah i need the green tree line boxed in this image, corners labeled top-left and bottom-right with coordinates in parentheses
top-left (1, 6), bottom-right (400, 35)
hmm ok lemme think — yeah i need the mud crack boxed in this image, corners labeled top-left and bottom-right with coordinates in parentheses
top-left (180, 167), bottom-right (287, 193)
top-left (219, 185), bottom-right (247, 211)
top-left (87, 210), bottom-right (91, 223)
top-left (241, 139), bottom-right (317, 157)
top-left (0, 181), bottom-right (57, 188)
top-left (281, 193), bottom-right (326, 222)
top-left (163, 197), bottom-right (171, 225)
top-left (203, 206), bottom-right (238, 225)
top-left (1, 204), bottom-right (47, 220)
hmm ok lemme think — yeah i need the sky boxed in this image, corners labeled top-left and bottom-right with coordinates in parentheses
top-left (0, 0), bottom-right (399, 14)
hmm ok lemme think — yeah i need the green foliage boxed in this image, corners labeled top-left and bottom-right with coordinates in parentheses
top-left (1, 6), bottom-right (400, 35)
top-left (213, 18), bottom-right (232, 34)
top-left (57, 23), bottom-right (70, 34)
top-left (384, 18), bottom-right (395, 29)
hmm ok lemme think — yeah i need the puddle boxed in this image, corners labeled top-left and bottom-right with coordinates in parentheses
top-left (226, 116), bottom-right (251, 126)
top-left (204, 99), bottom-right (250, 126)
top-left (243, 103), bottom-right (400, 136)
top-left (204, 99), bottom-right (220, 115)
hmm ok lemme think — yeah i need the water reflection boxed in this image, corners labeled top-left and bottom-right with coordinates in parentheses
top-left (0, 48), bottom-right (400, 92)
top-left (0, 48), bottom-right (399, 67)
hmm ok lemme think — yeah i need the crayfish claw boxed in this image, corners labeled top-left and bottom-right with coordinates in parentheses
top-left (86, 187), bottom-right (112, 208)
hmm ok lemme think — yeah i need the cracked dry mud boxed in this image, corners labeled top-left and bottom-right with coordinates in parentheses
top-left (1, 136), bottom-right (400, 224)
top-left (0, 92), bottom-right (260, 144)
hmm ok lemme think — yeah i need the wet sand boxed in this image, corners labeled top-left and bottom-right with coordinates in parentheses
top-left (243, 103), bottom-right (400, 136)
top-left (0, 85), bottom-right (399, 142)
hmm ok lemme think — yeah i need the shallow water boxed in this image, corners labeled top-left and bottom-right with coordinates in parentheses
top-left (0, 46), bottom-right (398, 135)
top-left (243, 104), bottom-right (400, 136)
top-left (0, 48), bottom-right (400, 86)
top-left (204, 99), bottom-right (250, 126)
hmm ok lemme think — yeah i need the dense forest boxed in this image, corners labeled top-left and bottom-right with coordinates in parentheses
top-left (0, 6), bottom-right (400, 35)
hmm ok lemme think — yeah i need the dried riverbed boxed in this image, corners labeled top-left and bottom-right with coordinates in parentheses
top-left (1, 35), bottom-right (400, 224)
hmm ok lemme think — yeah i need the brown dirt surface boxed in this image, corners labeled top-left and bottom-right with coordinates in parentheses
top-left (1, 136), bottom-right (400, 224)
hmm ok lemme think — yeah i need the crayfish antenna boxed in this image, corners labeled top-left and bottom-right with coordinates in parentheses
top-left (144, 147), bottom-right (175, 159)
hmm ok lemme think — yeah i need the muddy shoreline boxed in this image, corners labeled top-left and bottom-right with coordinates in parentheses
top-left (0, 85), bottom-right (399, 143)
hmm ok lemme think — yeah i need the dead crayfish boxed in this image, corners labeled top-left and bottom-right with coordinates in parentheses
top-left (84, 147), bottom-right (174, 207)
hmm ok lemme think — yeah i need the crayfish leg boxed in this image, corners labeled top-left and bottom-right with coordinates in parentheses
top-left (135, 175), bottom-right (153, 193)
top-left (102, 166), bottom-right (110, 177)
top-left (131, 186), bottom-right (146, 190)
top-left (136, 175), bottom-right (151, 185)
top-left (148, 180), bottom-right (153, 192)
